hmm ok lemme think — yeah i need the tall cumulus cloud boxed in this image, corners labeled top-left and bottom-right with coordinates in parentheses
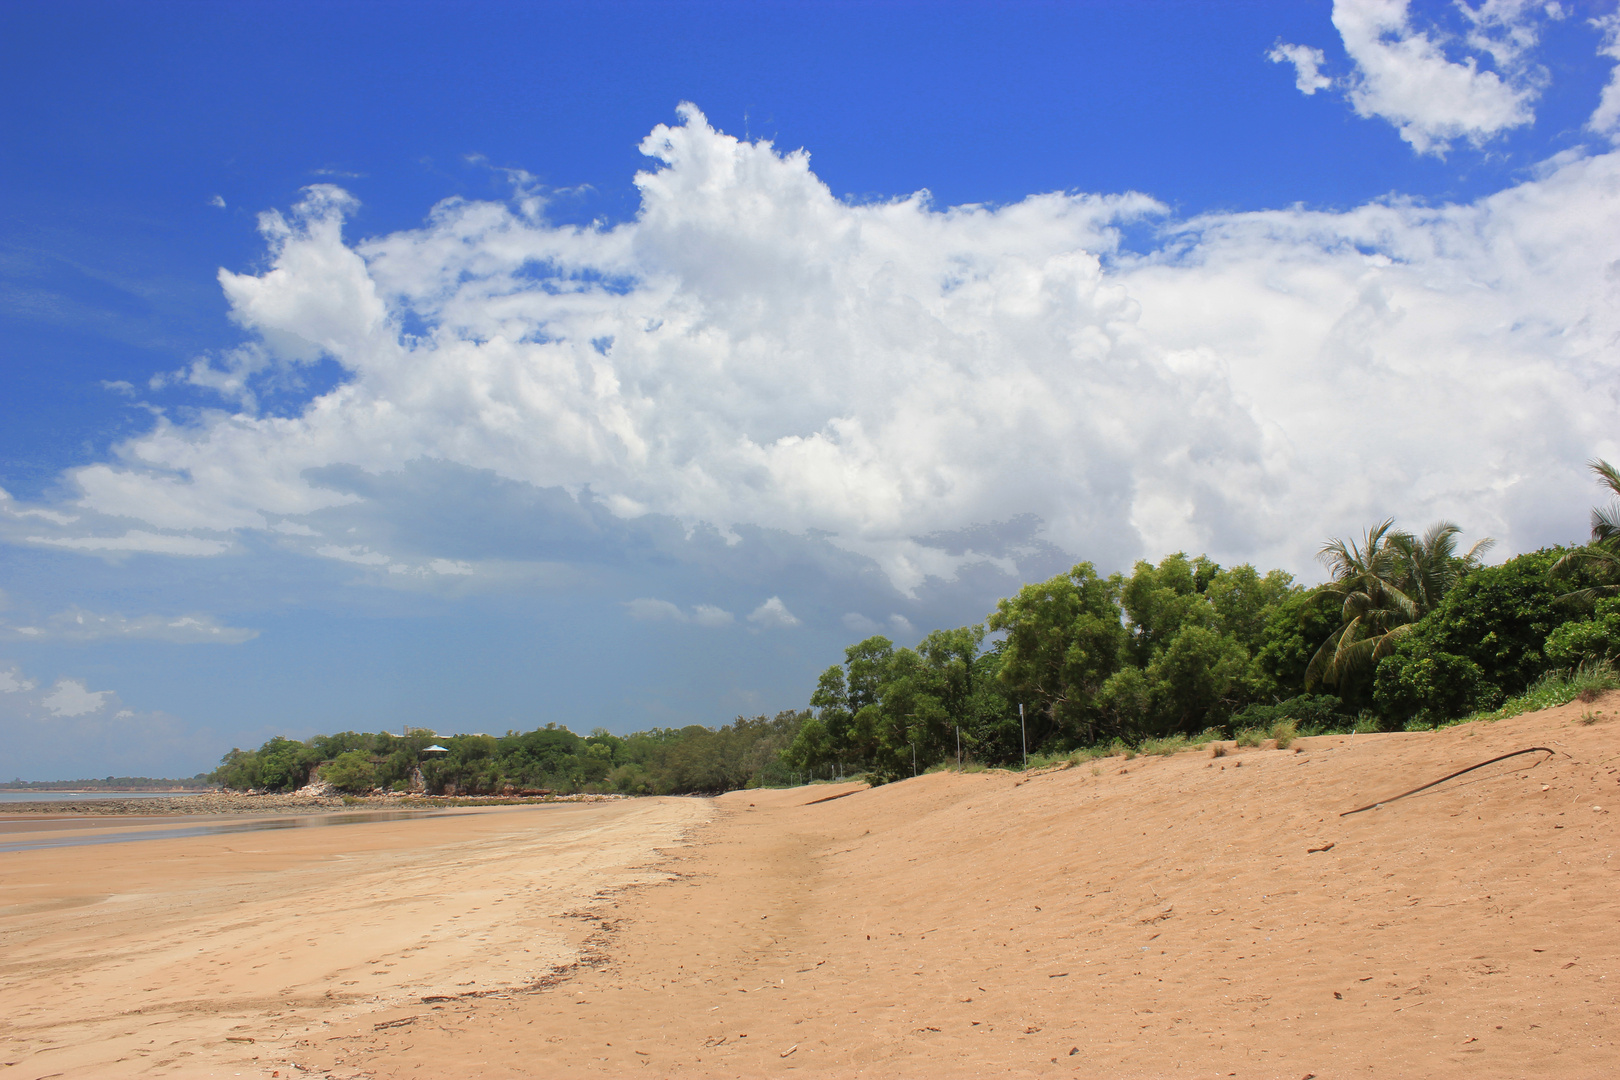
top-left (32, 104), bottom-right (1620, 595)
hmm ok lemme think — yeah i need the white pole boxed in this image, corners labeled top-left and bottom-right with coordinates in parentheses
top-left (1019, 703), bottom-right (1027, 767)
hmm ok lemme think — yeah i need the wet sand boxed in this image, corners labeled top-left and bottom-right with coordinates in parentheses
top-left (5, 694), bottom-right (1618, 1079)
top-left (0, 798), bottom-right (709, 1078)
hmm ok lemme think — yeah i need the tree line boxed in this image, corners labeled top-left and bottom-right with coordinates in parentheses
top-left (212, 461), bottom-right (1620, 796)
top-left (209, 712), bottom-right (810, 796)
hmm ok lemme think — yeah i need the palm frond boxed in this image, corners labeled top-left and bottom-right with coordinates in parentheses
top-left (1553, 584), bottom-right (1620, 610)
top-left (1304, 624), bottom-right (1348, 690)
top-left (1462, 536), bottom-right (1495, 565)
top-left (1318, 519), bottom-right (1401, 582)
top-left (1548, 586), bottom-right (1613, 612)
top-left (1382, 582), bottom-right (1419, 623)
top-left (1415, 521), bottom-right (1462, 562)
top-left (1553, 544), bottom-right (1620, 579)
top-left (1591, 459), bottom-right (1620, 501)
top-left (1371, 623), bottom-right (1413, 661)
top-left (1592, 502), bottom-right (1620, 547)
top-left (1327, 633), bottom-right (1384, 682)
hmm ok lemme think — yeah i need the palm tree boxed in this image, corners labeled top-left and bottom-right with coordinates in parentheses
top-left (1393, 520), bottom-right (1495, 614)
top-left (1306, 519), bottom-right (1492, 690)
top-left (1551, 459), bottom-right (1620, 608)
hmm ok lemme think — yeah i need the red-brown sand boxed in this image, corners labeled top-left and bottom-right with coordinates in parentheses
top-left (5, 696), bottom-right (1618, 1078)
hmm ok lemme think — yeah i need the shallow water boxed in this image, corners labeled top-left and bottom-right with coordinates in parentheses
top-left (0, 810), bottom-right (454, 853)
top-left (0, 790), bottom-right (206, 803)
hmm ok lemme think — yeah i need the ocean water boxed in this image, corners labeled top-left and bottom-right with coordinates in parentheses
top-left (0, 790), bottom-right (208, 803)
top-left (0, 809), bottom-right (456, 852)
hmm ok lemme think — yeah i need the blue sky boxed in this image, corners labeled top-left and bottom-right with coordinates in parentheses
top-left (3, 0), bottom-right (1619, 778)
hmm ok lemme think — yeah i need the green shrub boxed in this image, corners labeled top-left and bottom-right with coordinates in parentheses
top-left (1568, 657), bottom-right (1620, 702)
top-left (1138, 734), bottom-right (1189, 757)
top-left (1229, 694), bottom-right (1348, 733)
top-left (320, 750), bottom-right (377, 794)
top-left (1544, 597), bottom-right (1620, 669)
top-left (1373, 645), bottom-right (1490, 729)
top-left (1235, 727), bottom-right (1265, 747)
top-left (1269, 720), bottom-right (1298, 749)
top-left (1372, 548), bottom-right (1576, 731)
top-left (1450, 658), bottom-right (1619, 725)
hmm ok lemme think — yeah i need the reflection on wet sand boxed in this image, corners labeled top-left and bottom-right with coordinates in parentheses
top-left (0, 809), bottom-right (462, 852)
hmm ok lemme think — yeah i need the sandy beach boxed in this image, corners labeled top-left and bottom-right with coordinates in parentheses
top-left (4, 695), bottom-right (1618, 1079)
top-left (0, 798), bottom-right (710, 1078)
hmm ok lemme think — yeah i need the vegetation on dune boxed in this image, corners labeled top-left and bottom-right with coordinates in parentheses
top-left (1550, 459), bottom-right (1620, 609)
top-left (1305, 519), bottom-right (1493, 693)
top-left (210, 459), bottom-right (1620, 796)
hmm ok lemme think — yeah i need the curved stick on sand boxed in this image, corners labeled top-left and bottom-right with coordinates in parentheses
top-left (1339, 747), bottom-right (1553, 817)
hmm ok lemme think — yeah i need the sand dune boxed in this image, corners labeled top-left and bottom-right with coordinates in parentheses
top-left (301, 697), bottom-right (1619, 1079)
top-left (5, 696), bottom-right (1618, 1079)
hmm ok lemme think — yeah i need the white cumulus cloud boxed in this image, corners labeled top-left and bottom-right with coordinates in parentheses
top-left (1279, 0), bottom-right (1555, 154)
top-left (0, 667), bottom-right (36, 694)
top-left (748, 597), bottom-right (801, 629)
top-left (7, 104), bottom-right (1617, 602)
top-left (690, 604), bottom-right (735, 628)
top-left (42, 679), bottom-right (111, 717)
top-left (842, 613), bottom-right (883, 635)
top-left (625, 597), bottom-right (686, 622)
top-left (624, 598), bottom-right (735, 626)
top-left (316, 544), bottom-right (391, 566)
top-left (1592, 12), bottom-right (1620, 138)
top-left (1269, 42), bottom-right (1333, 94)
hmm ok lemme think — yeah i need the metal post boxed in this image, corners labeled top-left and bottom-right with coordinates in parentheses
top-left (1019, 703), bottom-right (1027, 767)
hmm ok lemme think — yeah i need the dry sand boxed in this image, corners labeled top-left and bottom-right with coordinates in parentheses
top-left (5, 696), bottom-right (1618, 1079)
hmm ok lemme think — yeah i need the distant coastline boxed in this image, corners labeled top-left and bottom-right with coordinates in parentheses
top-left (1, 776), bottom-right (215, 793)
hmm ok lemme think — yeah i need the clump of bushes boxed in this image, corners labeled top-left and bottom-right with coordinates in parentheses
top-left (1456, 658), bottom-right (1620, 726)
top-left (1228, 694), bottom-right (1348, 734)
top-left (319, 750), bottom-right (378, 793)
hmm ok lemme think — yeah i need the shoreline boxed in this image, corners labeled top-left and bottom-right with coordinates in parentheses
top-left (0, 795), bottom-right (710, 1079)
top-left (0, 789), bottom-right (635, 816)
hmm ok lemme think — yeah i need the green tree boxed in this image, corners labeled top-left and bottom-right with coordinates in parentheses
top-left (257, 736), bottom-right (320, 791)
top-left (1142, 623), bottom-right (1250, 732)
top-left (988, 562), bottom-right (1129, 747)
top-left (1307, 520), bottom-right (1490, 692)
top-left (320, 750), bottom-right (378, 793)
top-left (1204, 564), bottom-right (1297, 656)
top-left (1372, 548), bottom-right (1572, 727)
top-left (798, 663), bottom-right (854, 770)
top-left (1252, 587), bottom-right (1342, 701)
top-left (1118, 553), bottom-right (1214, 664)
